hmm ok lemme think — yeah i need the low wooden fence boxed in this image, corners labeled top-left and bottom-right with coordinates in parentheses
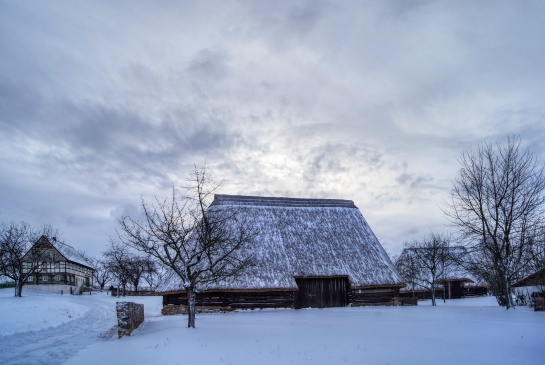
top-left (109, 288), bottom-right (155, 297)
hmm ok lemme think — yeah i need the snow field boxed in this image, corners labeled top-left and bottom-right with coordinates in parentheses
top-left (68, 297), bottom-right (544, 365)
top-left (0, 290), bottom-right (544, 365)
top-left (0, 289), bottom-right (90, 336)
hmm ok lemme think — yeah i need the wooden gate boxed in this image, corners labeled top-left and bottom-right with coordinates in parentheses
top-left (294, 276), bottom-right (349, 309)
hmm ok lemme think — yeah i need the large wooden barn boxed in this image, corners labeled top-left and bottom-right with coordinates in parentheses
top-left (158, 195), bottom-right (404, 312)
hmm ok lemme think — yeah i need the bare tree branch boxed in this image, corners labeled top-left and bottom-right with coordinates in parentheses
top-left (117, 165), bottom-right (256, 328)
top-left (444, 136), bottom-right (545, 308)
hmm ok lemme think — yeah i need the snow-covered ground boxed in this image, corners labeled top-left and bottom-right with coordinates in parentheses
top-left (0, 289), bottom-right (543, 365)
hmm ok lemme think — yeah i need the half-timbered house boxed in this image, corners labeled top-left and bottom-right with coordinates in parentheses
top-left (158, 195), bottom-right (404, 312)
top-left (23, 236), bottom-right (94, 294)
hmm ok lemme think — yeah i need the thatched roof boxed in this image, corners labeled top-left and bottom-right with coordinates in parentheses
top-left (157, 194), bottom-right (403, 293)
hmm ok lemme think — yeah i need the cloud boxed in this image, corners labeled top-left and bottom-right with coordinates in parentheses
top-left (1, 0), bottom-right (545, 257)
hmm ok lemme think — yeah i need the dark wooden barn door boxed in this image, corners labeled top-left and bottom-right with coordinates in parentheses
top-left (294, 277), bottom-right (349, 309)
top-left (449, 281), bottom-right (463, 299)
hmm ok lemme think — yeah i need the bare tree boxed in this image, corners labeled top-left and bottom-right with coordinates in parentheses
top-left (398, 233), bottom-right (452, 306)
top-left (88, 256), bottom-right (112, 291)
top-left (125, 254), bottom-right (153, 293)
top-left (104, 241), bottom-right (132, 296)
top-left (525, 228), bottom-right (545, 275)
top-left (445, 136), bottom-right (545, 308)
top-left (0, 222), bottom-right (58, 297)
top-left (142, 260), bottom-right (164, 292)
top-left (395, 252), bottom-right (422, 299)
top-left (117, 165), bottom-right (256, 328)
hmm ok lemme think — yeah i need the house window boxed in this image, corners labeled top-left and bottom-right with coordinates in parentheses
top-left (55, 275), bottom-right (61, 281)
top-left (41, 262), bottom-right (48, 268)
top-left (27, 262), bottom-right (33, 269)
top-left (27, 276), bottom-right (34, 282)
top-left (55, 262), bottom-right (60, 269)
top-left (41, 275), bottom-right (49, 282)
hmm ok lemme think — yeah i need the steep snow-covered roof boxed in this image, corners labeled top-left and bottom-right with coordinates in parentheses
top-left (32, 236), bottom-right (93, 269)
top-left (157, 194), bottom-right (403, 293)
top-left (54, 241), bottom-right (93, 269)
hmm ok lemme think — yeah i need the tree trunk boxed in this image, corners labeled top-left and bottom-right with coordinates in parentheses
top-left (505, 270), bottom-right (514, 309)
top-left (187, 287), bottom-right (196, 328)
top-left (14, 280), bottom-right (22, 297)
top-left (431, 278), bottom-right (436, 306)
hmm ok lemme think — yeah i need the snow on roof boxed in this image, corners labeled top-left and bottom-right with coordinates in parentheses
top-left (54, 241), bottom-right (93, 268)
top-left (34, 236), bottom-right (93, 269)
top-left (157, 194), bottom-right (403, 293)
top-left (513, 266), bottom-right (545, 287)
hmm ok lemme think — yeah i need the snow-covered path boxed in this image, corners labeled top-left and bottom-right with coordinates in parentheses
top-left (0, 290), bottom-right (161, 365)
top-left (0, 297), bottom-right (112, 365)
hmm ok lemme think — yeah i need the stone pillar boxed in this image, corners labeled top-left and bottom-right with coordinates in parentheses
top-left (116, 302), bottom-right (145, 339)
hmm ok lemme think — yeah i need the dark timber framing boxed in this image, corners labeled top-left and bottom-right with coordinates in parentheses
top-left (23, 236), bottom-right (94, 294)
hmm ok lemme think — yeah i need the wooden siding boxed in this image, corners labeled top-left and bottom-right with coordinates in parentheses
top-left (163, 290), bottom-right (295, 309)
top-left (351, 286), bottom-right (401, 306)
top-left (162, 280), bottom-right (404, 310)
top-left (294, 277), bottom-right (349, 309)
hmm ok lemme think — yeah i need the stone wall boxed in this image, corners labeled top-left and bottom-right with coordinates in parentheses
top-left (116, 302), bottom-right (144, 338)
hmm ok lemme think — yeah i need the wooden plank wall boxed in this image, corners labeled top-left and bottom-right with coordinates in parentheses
top-left (162, 283), bottom-right (405, 310)
top-left (163, 290), bottom-right (295, 309)
top-left (351, 287), bottom-right (400, 306)
top-left (294, 277), bottom-right (349, 309)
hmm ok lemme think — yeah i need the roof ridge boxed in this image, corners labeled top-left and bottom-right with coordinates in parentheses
top-left (212, 194), bottom-right (357, 208)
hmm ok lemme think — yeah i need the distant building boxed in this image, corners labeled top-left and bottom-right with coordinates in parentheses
top-left (23, 236), bottom-right (94, 294)
top-left (396, 246), bottom-right (488, 300)
top-left (513, 267), bottom-right (545, 301)
top-left (157, 194), bottom-right (405, 312)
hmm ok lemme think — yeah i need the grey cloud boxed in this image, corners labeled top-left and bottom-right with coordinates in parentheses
top-left (2, 92), bottom-right (239, 193)
top-left (239, 0), bottom-right (328, 45)
top-left (396, 172), bottom-right (433, 189)
top-left (2, 0), bottom-right (545, 258)
top-left (187, 49), bottom-right (231, 79)
top-left (109, 203), bottom-right (142, 221)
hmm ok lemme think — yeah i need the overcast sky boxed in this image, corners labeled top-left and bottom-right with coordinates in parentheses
top-left (1, 0), bottom-right (545, 258)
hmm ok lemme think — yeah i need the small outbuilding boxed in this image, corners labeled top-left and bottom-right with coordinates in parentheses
top-left (157, 195), bottom-right (404, 311)
top-left (513, 267), bottom-right (545, 308)
top-left (396, 246), bottom-right (488, 300)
